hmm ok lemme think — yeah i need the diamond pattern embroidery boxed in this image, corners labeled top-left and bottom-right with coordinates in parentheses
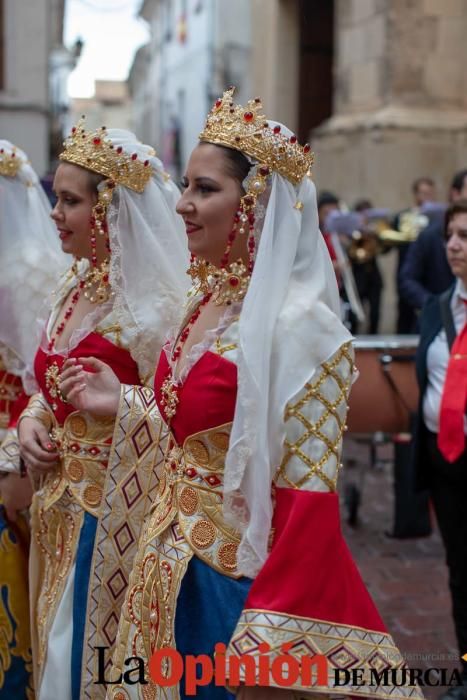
top-left (114, 522), bottom-right (135, 556)
top-left (107, 568), bottom-right (128, 600)
top-left (131, 420), bottom-right (152, 458)
top-left (328, 643), bottom-right (360, 670)
top-left (102, 611), bottom-right (120, 645)
top-left (121, 473), bottom-right (143, 509)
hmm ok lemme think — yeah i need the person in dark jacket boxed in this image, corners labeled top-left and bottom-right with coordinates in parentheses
top-left (394, 177), bottom-right (436, 333)
top-left (414, 200), bottom-right (467, 699)
top-left (399, 169), bottom-right (467, 323)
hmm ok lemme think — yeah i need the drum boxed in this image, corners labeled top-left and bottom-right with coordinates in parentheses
top-left (347, 335), bottom-right (419, 434)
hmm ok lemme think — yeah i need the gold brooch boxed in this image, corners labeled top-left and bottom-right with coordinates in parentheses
top-left (160, 377), bottom-right (179, 421)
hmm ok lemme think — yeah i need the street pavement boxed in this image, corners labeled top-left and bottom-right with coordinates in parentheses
top-left (340, 437), bottom-right (460, 699)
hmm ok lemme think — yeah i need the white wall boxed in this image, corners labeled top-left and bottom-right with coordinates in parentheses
top-left (0, 0), bottom-right (50, 174)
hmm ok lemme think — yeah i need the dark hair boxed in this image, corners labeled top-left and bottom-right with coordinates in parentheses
top-left (444, 199), bottom-right (467, 236)
top-left (353, 198), bottom-right (373, 212)
top-left (198, 142), bottom-right (251, 186)
top-left (450, 169), bottom-right (467, 193)
top-left (212, 144), bottom-right (251, 185)
top-left (85, 170), bottom-right (105, 194)
top-left (317, 191), bottom-right (339, 210)
top-left (412, 176), bottom-right (434, 194)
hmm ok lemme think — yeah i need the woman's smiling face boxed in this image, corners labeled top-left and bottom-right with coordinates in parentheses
top-left (176, 143), bottom-right (248, 267)
top-left (51, 163), bottom-right (106, 262)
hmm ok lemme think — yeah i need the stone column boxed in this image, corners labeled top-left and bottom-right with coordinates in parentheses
top-left (312, 0), bottom-right (467, 210)
top-left (250, 0), bottom-right (300, 133)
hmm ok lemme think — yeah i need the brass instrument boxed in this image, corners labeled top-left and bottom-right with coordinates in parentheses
top-left (347, 212), bottom-right (392, 264)
top-left (378, 208), bottom-right (429, 245)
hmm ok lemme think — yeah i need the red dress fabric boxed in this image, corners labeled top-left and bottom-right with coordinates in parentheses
top-left (245, 488), bottom-right (386, 631)
top-left (34, 332), bottom-right (140, 425)
top-left (154, 345), bottom-right (389, 634)
top-left (154, 348), bottom-right (237, 445)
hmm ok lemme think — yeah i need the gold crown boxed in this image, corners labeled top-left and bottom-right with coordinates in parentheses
top-left (199, 88), bottom-right (314, 185)
top-left (0, 147), bottom-right (22, 178)
top-left (59, 118), bottom-right (153, 193)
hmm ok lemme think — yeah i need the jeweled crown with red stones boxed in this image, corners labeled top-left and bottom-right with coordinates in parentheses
top-left (199, 88), bottom-right (314, 186)
top-left (59, 118), bottom-right (153, 193)
top-left (0, 146), bottom-right (22, 178)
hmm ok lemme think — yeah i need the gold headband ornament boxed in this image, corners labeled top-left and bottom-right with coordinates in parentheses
top-left (199, 87), bottom-right (314, 186)
top-left (59, 118), bottom-right (153, 193)
top-left (0, 147), bottom-right (22, 178)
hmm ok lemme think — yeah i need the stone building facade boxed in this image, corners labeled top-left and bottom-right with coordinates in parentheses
top-left (129, 0), bottom-right (252, 180)
top-left (0, 0), bottom-right (77, 174)
top-left (314, 0), bottom-right (467, 209)
top-left (250, 0), bottom-right (467, 209)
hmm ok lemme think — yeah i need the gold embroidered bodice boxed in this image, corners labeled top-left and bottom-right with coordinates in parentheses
top-left (146, 423), bottom-right (242, 578)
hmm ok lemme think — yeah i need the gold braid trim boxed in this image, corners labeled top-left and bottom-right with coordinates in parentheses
top-left (275, 342), bottom-right (354, 492)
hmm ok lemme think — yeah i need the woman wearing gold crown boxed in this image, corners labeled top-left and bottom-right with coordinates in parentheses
top-left (17, 124), bottom-right (189, 700)
top-left (60, 92), bottom-right (422, 700)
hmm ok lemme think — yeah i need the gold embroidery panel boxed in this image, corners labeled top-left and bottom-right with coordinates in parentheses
top-left (146, 423), bottom-right (242, 578)
top-left (30, 490), bottom-right (83, 676)
top-left (275, 342), bottom-right (354, 492)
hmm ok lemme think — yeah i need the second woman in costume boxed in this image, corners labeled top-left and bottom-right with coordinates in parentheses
top-left (17, 124), bottom-right (189, 700)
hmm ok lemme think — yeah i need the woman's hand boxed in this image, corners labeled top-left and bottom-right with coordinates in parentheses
top-left (0, 473), bottom-right (33, 522)
top-left (59, 357), bottom-right (121, 416)
top-left (18, 417), bottom-right (59, 475)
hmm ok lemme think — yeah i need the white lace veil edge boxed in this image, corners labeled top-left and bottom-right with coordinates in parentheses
top-left (222, 124), bottom-right (352, 577)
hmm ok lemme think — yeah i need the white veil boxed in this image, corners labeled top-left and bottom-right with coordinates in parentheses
top-left (0, 140), bottom-right (67, 376)
top-left (222, 123), bottom-right (353, 577)
top-left (103, 130), bottom-right (190, 379)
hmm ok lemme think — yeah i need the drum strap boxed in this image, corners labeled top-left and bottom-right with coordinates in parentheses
top-left (439, 289), bottom-right (456, 350)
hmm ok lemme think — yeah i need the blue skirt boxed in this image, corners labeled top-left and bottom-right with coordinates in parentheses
top-left (175, 555), bottom-right (252, 699)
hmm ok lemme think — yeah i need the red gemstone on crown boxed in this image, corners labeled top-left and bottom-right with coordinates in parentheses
top-left (116, 147), bottom-right (123, 154)
top-left (229, 276), bottom-right (240, 287)
top-left (215, 98), bottom-right (222, 109)
top-left (259, 166), bottom-right (270, 176)
top-left (144, 160), bottom-right (149, 166)
top-left (273, 125), bottom-right (281, 134)
top-left (71, 127), bottom-right (76, 134)
top-left (93, 137), bottom-right (101, 145)
top-left (131, 153), bottom-right (137, 160)
top-left (290, 135), bottom-right (297, 144)
top-left (243, 111), bottom-right (254, 122)
top-left (304, 143), bottom-right (311, 153)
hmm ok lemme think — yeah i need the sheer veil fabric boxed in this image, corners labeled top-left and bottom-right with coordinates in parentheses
top-left (0, 140), bottom-right (68, 377)
top-left (221, 122), bottom-right (353, 577)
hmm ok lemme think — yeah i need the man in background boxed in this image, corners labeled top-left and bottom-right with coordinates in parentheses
top-left (399, 170), bottom-right (467, 321)
top-left (394, 177), bottom-right (436, 333)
